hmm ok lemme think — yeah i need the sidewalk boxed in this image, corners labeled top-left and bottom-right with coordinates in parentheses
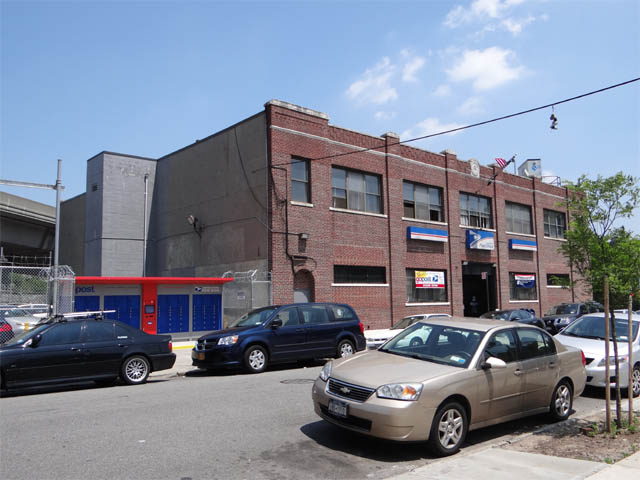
top-left (149, 341), bottom-right (197, 378)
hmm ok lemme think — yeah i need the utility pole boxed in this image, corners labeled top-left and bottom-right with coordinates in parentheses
top-left (0, 159), bottom-right (65, 314)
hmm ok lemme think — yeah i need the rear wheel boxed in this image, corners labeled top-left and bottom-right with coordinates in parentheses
top-left (121, 355), bottom-right (150, 385)
top-left (428, 401), bottom-right (468, 457)
top-left (625, 364), bottom-right (640, 398)
top-left (549, 380), bottom-right (572, 421)
top-left (336, 339), bottom-right (355, 358)
top-left (244, 345), bottom-right (268, 373)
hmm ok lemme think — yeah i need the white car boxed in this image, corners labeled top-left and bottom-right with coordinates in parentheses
top-left (555, 312), bottom-right (640, 397)
top-left (365, 313), bottom-right (451, 349)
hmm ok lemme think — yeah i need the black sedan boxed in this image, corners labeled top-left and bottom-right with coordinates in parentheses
top-left (480, 309), bottom-right (545, 329)
top-left (0, 313), bottom-right (175, 391)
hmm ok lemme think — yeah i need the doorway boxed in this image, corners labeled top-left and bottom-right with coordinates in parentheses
top-left (462, 262), bottom-right (497, 317)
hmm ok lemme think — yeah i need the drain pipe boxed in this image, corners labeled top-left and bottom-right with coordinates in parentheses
top-left (142, 174), bottom-right (149, 276)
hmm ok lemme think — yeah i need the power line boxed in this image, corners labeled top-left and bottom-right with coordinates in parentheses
top-left (273, 77), bottom-right (640, 167)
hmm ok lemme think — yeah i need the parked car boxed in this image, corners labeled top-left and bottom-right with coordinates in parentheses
top-left (0, 312), bottom-right (176, 391)
top-left (554, 312), bottom-right (640, 397)
top-left (0, 320), bottom-right (14, 344)
top-left (364, 313), bottom-right (451, 349)
top-left (312, 316), bottom-right (586, 456)
top-left (192, 303), bottom-right (366, 373)
top-left (543, 301), bottom-right (604, 334)
top-left (2, 306), bottom-right (49, 334)
top-left (480, 309), bottom-right (545, 329)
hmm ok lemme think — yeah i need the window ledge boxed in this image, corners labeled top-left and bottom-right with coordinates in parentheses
top-left (330, 207), bottom-right (387, 218)
top-left (508, 300), bottom-right (539, 303)
top-left (544, 236), bottom-right (567, 242)
top-left (291, 201), bottom-right (314, 208)
top-left (405, 302), bottom-right (450, 307)
top-left (459, 225), bottom-right (496, 232)
top-left (332, 283), bottom-right (389, 287)
top-left (546, 285), bottom-right (569, 289)
top-left (402, 217), bottom-right (448, 226)
top-left (506, 231), bottom-right (536, 238)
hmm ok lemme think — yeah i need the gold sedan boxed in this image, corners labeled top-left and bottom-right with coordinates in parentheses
top-left (312, 316), bottom-right (586, 456)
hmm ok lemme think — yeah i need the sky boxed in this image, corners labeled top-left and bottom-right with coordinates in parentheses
top-left (1, 0), bottom-right (639, 232)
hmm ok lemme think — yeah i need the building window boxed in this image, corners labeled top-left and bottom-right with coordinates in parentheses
top-left (291, 157), bottom-right (310, 203)
top-left (460, 193), bottom-right (493, 229)
top-left (509, 273), bottom-right (537, 301)
top-left (406, 269), bottom-right (448, 303)
top-left (506, 202), bottom-right (532, 234)
top-left (334, 265), bottom-right (386, 284)
top-left (547, 273), bottom-right (570, 287)
top-left (544, 209), bottom-right (566, 238)
top-left (331, 167), bottom-right (382, 214)
top-left (403, 181), bottom-right (444, 222)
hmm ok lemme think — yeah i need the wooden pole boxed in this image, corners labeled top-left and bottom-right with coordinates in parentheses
top-left (629, 294), bottom-right (634, 426)
top-left (604, 276), bottom-right (611, 432)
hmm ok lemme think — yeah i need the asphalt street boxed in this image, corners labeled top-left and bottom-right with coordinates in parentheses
top-left (0, 358), bottom-right (612, 480)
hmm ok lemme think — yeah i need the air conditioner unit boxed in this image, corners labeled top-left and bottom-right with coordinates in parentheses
top-left (518, 159), bottom-right (542, 178)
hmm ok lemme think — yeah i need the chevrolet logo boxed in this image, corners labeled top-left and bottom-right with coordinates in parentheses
top-left (340, 386), bottom-right (351, 394)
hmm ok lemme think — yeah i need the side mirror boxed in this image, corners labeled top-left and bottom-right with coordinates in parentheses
top-left (29, 334), bottom-right (42, 348)
top-left (482, 356), bottom-right (507, 370)
top-left (271, 318), bottom-right (283, 329)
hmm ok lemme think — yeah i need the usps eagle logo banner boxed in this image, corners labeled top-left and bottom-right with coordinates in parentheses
top-left (515, 274), bottom-right (536, 288)
top-left (415, 271), bottom-right (445, 289)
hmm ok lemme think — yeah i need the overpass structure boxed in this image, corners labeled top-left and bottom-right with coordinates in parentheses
top-left (0, 191), bottom-right (56, 262)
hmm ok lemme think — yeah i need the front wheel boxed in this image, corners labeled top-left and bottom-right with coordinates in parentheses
top-left (626, 364), bottom-right (640, 398)
top-left (244, 345), bottom-right (268, 373)
top-left (336, 339), bottom-right (355, 358)
top-left (428, 401), bottom-right (468, 457)
top-left (121, 355), bottom-right (150, 385)
top-left (549, 380), bottom-right (572, 421)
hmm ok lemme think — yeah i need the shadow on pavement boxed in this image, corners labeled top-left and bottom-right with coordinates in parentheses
top-left (184, 359), bottom-right (326, 377)
top-left (0, 378), bottom-right (168, 398)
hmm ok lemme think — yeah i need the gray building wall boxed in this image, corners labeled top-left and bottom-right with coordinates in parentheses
top-left (150, 112), bottom-right (269, 277)
top-left (59, 193), bottom-right (85, 274)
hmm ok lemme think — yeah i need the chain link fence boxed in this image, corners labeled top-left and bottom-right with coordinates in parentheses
top-left (0, 265), bottom-right (75, 313)
top-left (221, 270), bottom-right (272, 327)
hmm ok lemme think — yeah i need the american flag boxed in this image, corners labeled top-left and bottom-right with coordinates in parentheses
top-left (495, 157), bottom-right (508, 168)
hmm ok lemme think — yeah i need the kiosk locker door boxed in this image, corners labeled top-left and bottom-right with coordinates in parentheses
top-left (157, 295), bottom-right (189, 334)
top-left (192, 294), bottom-right (222, 332)
top-left (104, 295), bottom-right (141, 329)
top-left (75, 296), bottom-right (100, 312)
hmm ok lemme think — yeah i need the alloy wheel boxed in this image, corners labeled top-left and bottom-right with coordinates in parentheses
top-left (125, 358), bottom-right (147, 382)
top-left (438, 408), bottom-right (464, 450)
top-left (340, 342), bottom-right (354, 357)
top-left (554, 384), bottom-right (571, 417)
top-left (632, 367), bottom-right (640, 396)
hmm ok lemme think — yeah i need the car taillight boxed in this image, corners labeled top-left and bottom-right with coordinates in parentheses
top-left (359, 322), bottom-right (365, 334)
top-left (581, 350), bottom-right (586, 366)
top-left (0, 323), bottom-right (12, 332)
top-left (168, 341), bottom-right (173, 352)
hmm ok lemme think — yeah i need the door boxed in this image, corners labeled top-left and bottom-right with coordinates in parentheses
top-left (477, 329), bottom-right (524, 422)
top-left (293, 289), bottom-right (311, 303)
top-left (269, 307), bottom-right (307, 360)
top-left (515, 328), bottom-right (558, 410)
top-left (157, 295), bottom-right (189, 334)
top-left (83, 321), bottom-right (122, 376)
top-left (8, 322), bottom-right (85, 385)
top-left (192, 294), bottom-right (222, 332)
top-left (298, 304), bottom-right (338, 357)
top-left (75, 296), bottom-right (100, 312)
top-left (104, 295), bottom-right (141, 329)
top-left (462, 263), bottom-right (496, 317)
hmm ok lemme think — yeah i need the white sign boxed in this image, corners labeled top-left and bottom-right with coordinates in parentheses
top-left (415, 271), bottom-right (445, 289)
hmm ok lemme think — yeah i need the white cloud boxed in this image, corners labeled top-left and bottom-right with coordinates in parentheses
top-left (374, 111), bottom-right (397, 121)
top-left (446, 47), bottom-right (525, 90)
top-left (346, 57), bottom-right (398, 105)
top-left (433, 84), bottom-right (452, 97)
top-left (402, 56), bottom-right (425, 82)
top-left (444, 0), bottom-right (526, 28)
top-left (401, 118), bottom-right (465, 141)
top-left (501, 15), bottom-right (536, 35)
top-left (457, 96), bottom-right (486, 116)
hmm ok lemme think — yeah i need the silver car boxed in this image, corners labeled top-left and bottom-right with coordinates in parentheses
top-left (312, 317), bottom-right (586, 456)
top-left (555, 312), bottom-right (640, 397)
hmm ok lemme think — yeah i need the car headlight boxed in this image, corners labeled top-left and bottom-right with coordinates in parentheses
top-left (319, 362), bottom-right (332, 382)
top-left (376, 383), bottom-right (423, 401)
top-left (218, 335), bottom-right (238, 346)
top-left (598, 355), bottom-right (628, 366)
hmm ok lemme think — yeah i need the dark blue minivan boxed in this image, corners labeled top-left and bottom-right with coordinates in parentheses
top-left (192, 303), bottom-right (366, 373)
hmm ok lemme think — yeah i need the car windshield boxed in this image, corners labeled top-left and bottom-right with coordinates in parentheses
top-left (561, 315), bottom-right (640, 342)
top-left (391, 316), bottom-right (421, 330)
top-left (229, 306), bottom-right (279, 327)
top-left (380, 322), bottom-right (484, 368)
top-left (2, 324), bottom-right (50, 347)
top-left (2, 308), bottom-right (30, 318)
top-left (481, 311), bottom-right (510, 320)
top-left (547, 304), bottom-right (579, 315)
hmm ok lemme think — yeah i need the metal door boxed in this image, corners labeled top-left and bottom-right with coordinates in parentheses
top-left (157, 295), bottom-right (189, 334)
top-left (75, 296), bottom-right (100, 312)
top-left (192, 294), bottom-right (222, 332)
top-left (104, 295), bottom-right (141, 329)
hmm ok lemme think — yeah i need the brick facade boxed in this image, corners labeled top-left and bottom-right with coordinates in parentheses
top-left (265, 100), bottom-right (587, 329)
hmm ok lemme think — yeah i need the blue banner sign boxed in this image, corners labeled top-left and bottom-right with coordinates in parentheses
top-left (407, 226), bottom-right (448, 242)
top-left (509, 239), bottom-right (537, 251)
top-left (466, 229), bottom-right (495, 250)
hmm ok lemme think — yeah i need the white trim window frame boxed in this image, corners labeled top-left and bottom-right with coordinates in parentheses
top-left (505, 201), bottom-right (533, 235)
top-left (403, 180), bottom-right (444, 223)
top-left (331, 166), bottom-right (382, 214)
top-left (543, 209), bottom-right (566, 239)
top-left (460, 192), bottom-right (493, 229)
top-left (405, 268), bottom-right (448, 304)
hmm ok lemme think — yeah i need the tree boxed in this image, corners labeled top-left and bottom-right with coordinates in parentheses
top-left (560, 172), bottom-right (640, 429)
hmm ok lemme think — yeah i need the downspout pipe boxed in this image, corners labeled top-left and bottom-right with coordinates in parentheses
top-left (143, 173), bottom-right (148, 277)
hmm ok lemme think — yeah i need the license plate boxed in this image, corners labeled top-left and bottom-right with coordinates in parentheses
top-left (192, 351), bottom-right (205, 361)
top-left (328, 399), bottom-right (348, 418)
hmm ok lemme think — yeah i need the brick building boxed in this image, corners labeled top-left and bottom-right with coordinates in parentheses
top-left (61, 100), bottom-right (586, 330)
